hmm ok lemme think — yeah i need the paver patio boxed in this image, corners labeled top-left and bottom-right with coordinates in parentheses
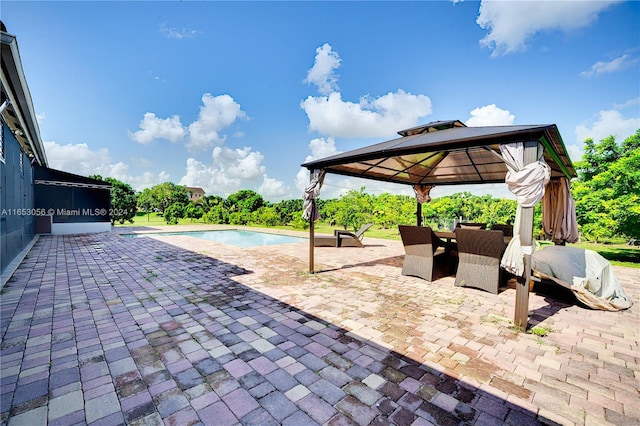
top-left (1, 227), bottom-right (638, 425)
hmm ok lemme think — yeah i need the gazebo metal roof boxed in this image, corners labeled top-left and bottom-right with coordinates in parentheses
top-left (301, 120), bottom-right (576, 184)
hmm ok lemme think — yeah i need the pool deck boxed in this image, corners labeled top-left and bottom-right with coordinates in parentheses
top-left (1, 225), bottom-right (638, 425)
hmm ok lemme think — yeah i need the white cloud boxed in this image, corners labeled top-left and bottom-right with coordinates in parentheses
top-left (43, 141), bottom-right (168, 190)
top-left (44, 141), bottom-right (113, 175)
top-left (477, 0), bottom-right (620, 56)
top-left (179, 146), bottom-right (268, 197)
top-left (308, 136), bottom-right (339, 160)
top-left (614, 97), bottom-right (640, 110)
top-left (159, 23), bottom-right (197, 39)
top-left (305, 43), bottom-right (341, 95)
top-left (295, 137), bottom-right (339, 193)
top-left (186, 94), bottom-right (246, 153)
top-left (129, 112), bottom-right (185, 145)
top-left (132, 157), bottom-right (153, 168)
top-left (581, 54), bottom-right (634, 77)
top-left (569, 106), bottom-right (639, 162)
top-left (301, 90), bottom-right (432, 138)
top-left (128, 93), bottom-right (246, 152)
top-left (465, 104), bottom-right (515, 126)
top-left (575, 109), bottom-right (640, 145)
top-left (258, 175), bottom-right (290, 201)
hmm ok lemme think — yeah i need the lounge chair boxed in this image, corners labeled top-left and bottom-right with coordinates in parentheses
top-left (454, 228), bottom-right (507, 294)
top-left (313, 223), bottom-right (373, 247)
top-left (490, 223), bottom-right (513, 237)
top-left (398, 225), bottom-right (450, 282)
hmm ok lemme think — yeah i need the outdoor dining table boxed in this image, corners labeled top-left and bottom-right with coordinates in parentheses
top-left (435, 231), bottom-right (512, 244)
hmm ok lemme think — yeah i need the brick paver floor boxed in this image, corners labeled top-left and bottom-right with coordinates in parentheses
top-left (1, 228), bottom-right (638, 425)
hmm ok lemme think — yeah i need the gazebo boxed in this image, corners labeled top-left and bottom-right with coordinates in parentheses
top-left (301, 120), bottom-right (577, 328)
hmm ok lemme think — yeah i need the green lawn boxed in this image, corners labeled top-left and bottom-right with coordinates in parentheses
top-left (122, 212), bottom-right (207, 226)
top-left (118, 215), bottom-right (640, 268)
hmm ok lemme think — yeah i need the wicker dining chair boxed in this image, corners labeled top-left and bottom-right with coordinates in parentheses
top-left (454, 228), bottom-right (507, 294)
top-left (398, 225), bottom-right (449, 282)
top-left (490, 223), bottom-right (514, 237)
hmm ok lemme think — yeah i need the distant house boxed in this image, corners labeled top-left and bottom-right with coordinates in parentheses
top-left (1, 23), bottom-right (111, 283)
top-left (185, 186), bottom-right (205, 203)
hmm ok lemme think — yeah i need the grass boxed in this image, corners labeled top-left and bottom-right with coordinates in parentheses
top-left (569, 242), bottom-right (640, 268)
top-left (118, 215), bottom-right (640, 268)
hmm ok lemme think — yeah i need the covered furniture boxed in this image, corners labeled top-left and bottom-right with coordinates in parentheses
top-left (454, 228), bottom-right (508, 294)
top-left (314, 223), bottom-right (373, 247)
top-left (490, 224), bottom-right (514, 237)
top-left (532, 246), bottom-right (632, 311)
top-left (398, 225), bottom-right (450, 282)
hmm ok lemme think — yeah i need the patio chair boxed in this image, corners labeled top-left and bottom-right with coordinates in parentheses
top-left (456, 222), bottom-right (487, 230)
top-left (490, 223), bottom-right (513, 237)
top-left (398, 225), bottom-right (450, 282)
top-left (313, 223), bottom-right (373, 247)
top-left (454, 228), bottom-right (507, 294)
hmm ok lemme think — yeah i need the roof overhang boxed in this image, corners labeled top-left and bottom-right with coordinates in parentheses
top-left (1, 30), bottom-right (47, 166)
top-left (34, 165), bottom-right (112, 189)
top-left (301, 122), bottom-right (575, 187)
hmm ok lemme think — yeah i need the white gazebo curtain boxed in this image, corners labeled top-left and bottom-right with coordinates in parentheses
top-left (500, 142), bottom-right (551, 276)
top-left (302, 169), bottom-right (326, 222)
top-left (542, 177), bottom-right (579, 244)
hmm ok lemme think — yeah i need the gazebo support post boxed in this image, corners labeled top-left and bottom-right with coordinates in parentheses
top-left (416, 201), bottom-right (422, 226)
top-left (513, 140), bottom-right (538, 329)
top-left (308, 173), bottom-right (315, 274)
top-left (309, 216), bottom-right (315, 273)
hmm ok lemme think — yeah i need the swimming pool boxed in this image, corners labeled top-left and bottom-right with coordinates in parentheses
top-left (121, 229), bottom-right (306, 248)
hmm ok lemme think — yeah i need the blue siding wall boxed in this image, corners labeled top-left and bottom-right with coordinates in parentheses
top-left (0, 120), bottom-right (35, 276)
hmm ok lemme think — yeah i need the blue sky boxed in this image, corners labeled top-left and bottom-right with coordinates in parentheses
top-left (3, 1), bottom-right (639, 201)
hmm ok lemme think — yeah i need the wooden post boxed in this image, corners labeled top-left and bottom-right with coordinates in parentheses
top-left (309, 209), bottom-right (315, 274)
top-left (416, 201), bottom-right (422, 226)
top-left (513, 140), bottom-right (538, 329)
top-left (308, 171), bottom-right (315, 274)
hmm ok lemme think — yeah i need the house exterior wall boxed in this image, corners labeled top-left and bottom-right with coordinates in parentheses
top-left (186, 186), bottom-right (205, 203)
top-left (0, 119), bottom-right (35, 276)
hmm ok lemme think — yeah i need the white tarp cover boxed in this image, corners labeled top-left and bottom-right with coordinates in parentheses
top-left (532, 246), bottom-right (633, 311)
top-left (302, 169), bottom-right (326, 221)
top-left (500, 142), bottom-right (551, 276)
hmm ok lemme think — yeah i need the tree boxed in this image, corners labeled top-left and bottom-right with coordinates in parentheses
top-left (90, 176), bottom-right (137, 225)
top-left (185, 202), bottom-right (204, 222)
top-left (136, 187), bottom-right (155, 221)
top-left (226, 190), bottom-right (266, 213)
top-left (163, 203), bottom-right (185, 225)
top-left (203, 205), bottom-right (229, 224)
top-left (149, 182), bottom-right (190, 214)
top-left (572, 130), bottom-right (640, 243)
top-left (274, 199), bottom-right (304, 225)
top-left (324, 188), bottom-right (374, 231)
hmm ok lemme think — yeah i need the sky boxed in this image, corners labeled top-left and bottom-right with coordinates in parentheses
top-left (3, 0), bottom-right (639, 202)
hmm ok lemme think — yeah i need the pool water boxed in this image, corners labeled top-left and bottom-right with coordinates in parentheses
top-left (122, 229), bottom-right (306, 248)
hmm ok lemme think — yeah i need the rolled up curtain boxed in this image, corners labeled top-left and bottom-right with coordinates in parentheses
top-left (302, 169), bottom-right (326, 221)
top-left (500, 142), bottom-right (551, 276)
top-left (413, 184), bottom-right (435, 203)
top-left (501, 143), bottom-right (550, 208)
top-left (542, 177), bottom-right (579, 243)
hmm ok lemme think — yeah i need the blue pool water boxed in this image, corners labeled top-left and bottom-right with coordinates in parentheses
top-left (122, 229), bottom-right (306, 248)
